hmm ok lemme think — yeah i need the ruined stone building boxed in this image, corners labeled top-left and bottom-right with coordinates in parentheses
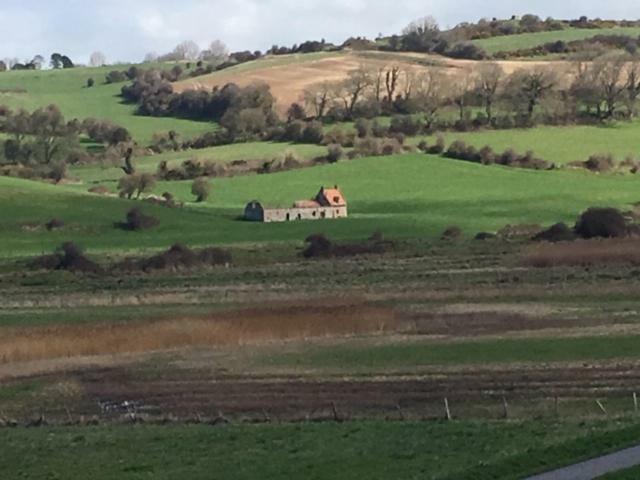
top-left (244, 186), bottom-right (348, 223)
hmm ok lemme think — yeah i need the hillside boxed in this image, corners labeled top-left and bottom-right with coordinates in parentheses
top-left (472, 26), bottom-right (640, 55)
top-left (173, 50), bottom-right (573, 114)
top-left (0, 64), bottom-right (214, 144)
top-left (4, 154), bottom-right (640, 258)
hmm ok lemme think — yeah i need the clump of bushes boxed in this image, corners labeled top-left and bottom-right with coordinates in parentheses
top-left (45, 218), bottom-right (65, 231)
top-left (327, 144), bottom-right (345, 163)
top-left (532, 223), bottom-right (576, 242)
top-left (122, 243), bottom-right (231, 272)
top-left (441, 226), bottom-right (462, 241)
top-left (30, 242), bottom-right (101, 274)
top-left (443, 140), bottom-right (552, 170)
top-left (582, 154), bottom-right (615, 173)
top-left (117, 208), bottom-right (160, 231)
top-left (191, 177), bottom-right (211, 202)
top-left (302, 233), bottom-right (392, 259)
top-left (575, 207), bottom-right (628, 239)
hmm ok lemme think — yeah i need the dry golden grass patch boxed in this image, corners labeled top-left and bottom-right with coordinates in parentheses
top-left (0, 303), bottom-right (397, 364)
top-left (522, 238), bottom-right (640, 267)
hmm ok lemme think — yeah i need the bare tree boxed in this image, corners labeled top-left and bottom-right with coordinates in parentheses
top-left (505, 68), bottom-right (557, 122)
top-left (200, 40), bottom-right (229, 64)
top-left (625, 56), bottom-right (640, 118)
top-left (89, 51), bottom-right (107, 67)
top-left (475, 63), bottom-right (503, 122)
top-left (450, 71), bottom-right (474, 121)
top-left (385, 66), bottom-right (401, 103)
top-left (173, 41), bottom-right (200, 61)
top-left (304, 82), bottom-right (333, 119)
top-left (413, 70), bottom-right (446, 129)
top-left (341, 66), bottom-right (374, 117)
top-left (144, 52), bottom-right (158, 63)
top-left (570, 54), bottom-right (626, 119)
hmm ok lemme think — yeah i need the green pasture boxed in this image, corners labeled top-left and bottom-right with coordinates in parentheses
top-left (263, 334), bottom-right (640, 372)
top-left (0, 65), bottom-right (214, 144)
top-left (472, 27), bottom-right (640, 55)
top-left (416, 122), bottom-right (640, 164)
top-left (1, 419), bottom-right (639, 480)
top-left (70, 142), bottom-right (327, 183)
top-left (3, 152), bottom-right (640, 258)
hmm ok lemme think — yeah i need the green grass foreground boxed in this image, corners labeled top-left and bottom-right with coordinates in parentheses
top-left (3, 153), bottom-right (640, 258)
top-left (1, 419), bottom-right (640, 480)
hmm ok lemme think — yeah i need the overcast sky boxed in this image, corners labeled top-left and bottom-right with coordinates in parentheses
top-left (2, 0), bottom-right (640, 64)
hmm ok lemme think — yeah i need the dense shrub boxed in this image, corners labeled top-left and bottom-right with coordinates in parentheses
top-left (583, 154), bottom-right (615, 173)
top-left (45, 218), bottom-right (65, 231)
top-left (575, 207), bottom-right (628, 239)
top-left (389, 115), bottom-right (422, 136)
top-left (121, 243), bottom-right (231, 272)
top-left (441, 226), bottom-right (462, 240)
top-left (302, 233), bottom-right (391, 258)
top-left (191, 177), bottom-right (211, 202)
top-left (300, 121), bottom-right (324, 144)
top-left (31, 242), bottom-right (101, 274)
top-left (118, 208), bottom-right (160, 231)
top-left (532, 223), bottom-right (576, 242)
top-left (426, 136), bottom-right (446, 154)
top-left (327, 144), bottom-right (345, 163)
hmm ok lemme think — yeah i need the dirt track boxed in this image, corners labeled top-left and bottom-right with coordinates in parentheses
top-left (67, 361), bottom-right (640, 420)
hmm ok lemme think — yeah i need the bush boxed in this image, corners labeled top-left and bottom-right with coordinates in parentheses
top-left (301, 121), bottom-right (324, 144)
top-left (327, 144), bottom-right (344, 163)
top-left (354, 118), bottom-right (371, 138)
top-left (45, 218), bottom-right (65, 231)
top-left (583, 154), bottom-right (615, 173)
top-left (426, 135), bottom-right (445, 154)
top-left (532, 223), bottom-right (576, 242)
top-left (441, 226), bottom-right (462, 240)
top-left (118, 208), bottom-right (160, 231)
top-left (125, 243), bottom-right (231, 272)
top-left (191, 177), bottom-right (211, 202)
top-left (302, 233), bottom-right (391, 258)
top-left (389, 115), bottom-right (422, 136)
top-left (105, 70), bottom-right (128, 84)
top-left (31, 242), bottom-right (101, 274)
top-left (87, 78), bottom-right (95, 88)
top-left (117, 173), bottom-right (156, 199)
top-left (575, 207), bottom-right (628, 239)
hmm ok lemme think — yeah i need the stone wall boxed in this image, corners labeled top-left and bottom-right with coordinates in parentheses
top-left (262, 206), bottom-right (348, 223)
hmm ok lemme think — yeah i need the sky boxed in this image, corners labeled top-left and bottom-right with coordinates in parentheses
top-left (1, 0), bottom-right (640, 64)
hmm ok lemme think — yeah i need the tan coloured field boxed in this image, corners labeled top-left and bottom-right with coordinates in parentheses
top-left (173, 51), bottom-right (575, 114)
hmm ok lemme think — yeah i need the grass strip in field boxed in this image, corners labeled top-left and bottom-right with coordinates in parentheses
top-left (0, 419), bottom-right (638, 479)
top-left (264, 335), bottom-right (640, 370)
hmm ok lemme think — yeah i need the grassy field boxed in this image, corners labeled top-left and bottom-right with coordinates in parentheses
top-left (600, 464), bottom-right (640, 479)
top-left (4, 152), bottom-right (640, 258)
top-left (415, 122), bottom-right (640, 165)
top-left (70, 142), bottom-right (328, 183)
top-left (1, 419), bottom-right (639, 480)
top-left (263, 335), bottom-right (640, 372)
top-left (472, 27), bottom-right (640, 55)
top-left (0, 65), bottom-right (214, 144)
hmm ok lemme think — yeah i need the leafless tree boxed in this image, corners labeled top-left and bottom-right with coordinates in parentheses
top-left (624, 56), bottom-right (640, 118)
top-left (341, 66), bottom-right (374, 117)
top-left (475, 63), bottom-right (503, 122)
top-left (450, 71), bottom-right (474, 121)
top-left (413, 70), bottom-right (446, 129)
top-left (89, 51), bottom-right (107, 67)
top-left (200, 40), bottom-right (229, 64)
top-left (173, 41), bottom-right (200, 61)
top-left (504, 68), bottom-right (557, 122)
top-left (304, 82), bottom-right (333, 119)
top-left (385, 66), bottom-right (401, 103)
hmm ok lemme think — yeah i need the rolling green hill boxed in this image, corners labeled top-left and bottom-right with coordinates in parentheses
top-left (0, 65), bottom-right (214, 144)
top-left (413, 122), bottom-right (640, 165)
top-left (3, 153), bottom-right (640, 258)
top-left (472, 27), bottom-right (640, 55)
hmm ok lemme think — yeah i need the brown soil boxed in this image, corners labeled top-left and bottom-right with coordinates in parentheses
top-left (173, 51), bottom-right (575, 115)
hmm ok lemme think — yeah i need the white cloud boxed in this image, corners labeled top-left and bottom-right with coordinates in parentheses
top-left (1, 0), bottom-right (640, 64)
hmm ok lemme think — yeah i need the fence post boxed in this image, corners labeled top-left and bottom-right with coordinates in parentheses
top-left (634, 393), bottom-right (638, 414)
top-left (502, 397), bottom-right (509, 419)
top-left (444, 398), bottom-right (452, 421)
top-left (596, 400), bottom-right (607, 416)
